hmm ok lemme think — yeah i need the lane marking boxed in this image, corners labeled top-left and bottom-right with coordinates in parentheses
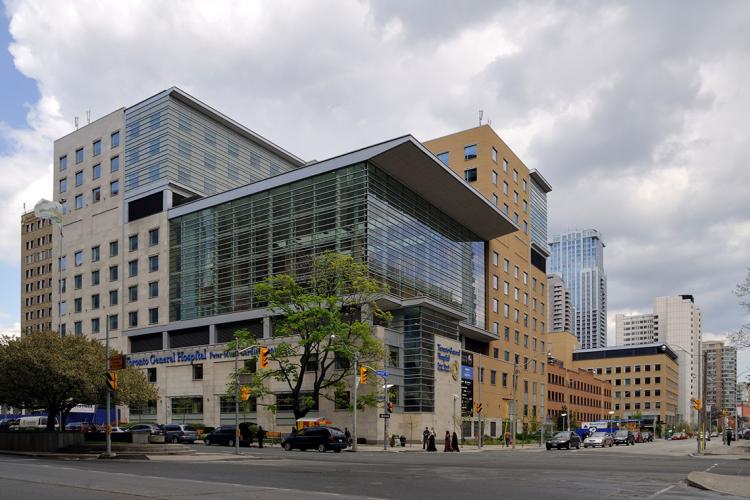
top-left (649, 484), bottom-right (676, 497)
top-left (704, 463), bottom-right (718, 472)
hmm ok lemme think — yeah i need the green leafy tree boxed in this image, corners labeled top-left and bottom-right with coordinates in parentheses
top-left (730, 268), bottom-right (750, 349)
top-left (229, 252), bottom-right (389, 420)
top-left (0, 331), bottom-right (158, 430)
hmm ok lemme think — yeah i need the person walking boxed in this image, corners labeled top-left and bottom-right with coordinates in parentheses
top-left (444, 431), bottom-right (452, 452)
top-left (727, 429), bottom-right (733, 446)
top-left (423, 427), bottom-right (430, 450)
top-left (505, 431), bottom-right (511, 447)
top-left (256, 425), bottom-right (265, 448)
top-left (452, 431), bottom-right (460, 452)
top-left (344, 427), bottom-right (352, 447)
top-left (427, 431), bottom-right (437, 451)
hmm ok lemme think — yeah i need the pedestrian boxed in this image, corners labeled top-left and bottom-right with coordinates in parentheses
top-left (505, 431), bottom-right (511, 447)
top-left (256, 425), bottom-right (265, 448)
top-left (428, 432), bottom-right (437, 451)
top-left (344, 427), bottom-right (352, 447)
top-left (452, 431), bottom-right (460, 452)
top-left (239, 422), bottom-right (252, 446)
top-left (423, 427), bottom-right (430, 450)
top-left (444, 431), bottom-right (452, 452)
top-left (727, 429), bottom-right (733, 446)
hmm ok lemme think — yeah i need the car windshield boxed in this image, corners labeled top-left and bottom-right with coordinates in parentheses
top-left (591, 432), bottom-right (608, 437)
top-left (553, 432), bottom-right (569, 439)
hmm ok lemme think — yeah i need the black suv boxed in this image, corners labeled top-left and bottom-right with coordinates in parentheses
top-left (546, 431), bottom-right (582, 450)
top-left (613, 430), bottom-right (635, 446)
top-left (205, 425), bottom-right (242, 447)
top-left (282, 426), bottom-right (347, 453)
top-left (163, 424), bottom-right (198, 444)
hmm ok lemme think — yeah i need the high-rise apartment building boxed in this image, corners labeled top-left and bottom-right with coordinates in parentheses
top-left (424, 125), bottom-right (552, 435)
top-left (703, 340), bottom-right (737, 414)
top-left (548, 229), bottom-right (607, 349)
top-left (616, 313), bottom-right (656, 345)
top-left (614, 295), bottom-right (702, 424)
top-left (21, 211), bottom-right (54, 334)
top-left (548, 273), bottom-right (575, 333)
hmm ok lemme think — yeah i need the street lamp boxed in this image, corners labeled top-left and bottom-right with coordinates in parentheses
top-left (608, 410), bottom-right (615, 433)
top-left (561, 412), bottom-right (568, 433)
top-left (331, 335), bottom-right (360, 452)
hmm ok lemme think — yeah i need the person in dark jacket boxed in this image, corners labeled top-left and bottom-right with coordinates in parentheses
top-left (727, 429), bottom-right (733, 446)
top-left (256, 426), bottom-right (265, 448)
top-left (344, 427), bottom-right (352, 447)
top-left (452, 431), bottom-right (460, 452)
top-left (427, 432), bottom-right (437, 451)
top-left (423, 427), bottom-right (430, 450)
top-left (444, 431), bottom-right (452, 452)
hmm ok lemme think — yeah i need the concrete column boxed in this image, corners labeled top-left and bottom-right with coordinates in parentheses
top-left (209, 324), bottom-right (217, 345)
top-left (263, 316), bottom-right (271, 339)
top-left (162, 331), bottom-right (169, 350)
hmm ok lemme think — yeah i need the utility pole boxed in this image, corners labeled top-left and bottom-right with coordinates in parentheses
top-left (104, 314), bottom-right (113, 457)
top-left (477, 355), bottom-right (482, 448)
top-left (234, 336), bottom-right (240, 456)
top-left (352, 354), bottom-right (358, 452)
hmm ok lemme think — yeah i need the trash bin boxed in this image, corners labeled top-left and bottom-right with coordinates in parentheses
top-left (400, 435), bottom-right (406, 447)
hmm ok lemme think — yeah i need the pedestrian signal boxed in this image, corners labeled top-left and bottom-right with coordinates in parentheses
top-left (387, 401), bottom-right (393, 413)
top-left (259, 347), bottom-right (269, 369)
top-left (240, 386), bottom-right (250, 401)
top-left (360, 366), bottom-right (368, 385)
top-left (106, 371), bottom-right (118, 391)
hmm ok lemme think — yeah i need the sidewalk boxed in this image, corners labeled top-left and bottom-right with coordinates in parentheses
top-left (350, 443), bottom-right (544, 453)
top-left (692, 439), bottom-right (750, 459)
top-left (687, 471), bottom-right (750, 498)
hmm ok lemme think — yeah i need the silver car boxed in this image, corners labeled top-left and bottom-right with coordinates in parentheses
top-left (163, 424), bottom-right (198, 444)
top-left (584, 431), bottom-right (613, 448)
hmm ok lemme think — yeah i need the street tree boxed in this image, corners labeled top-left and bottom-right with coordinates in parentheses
top-left (729, 268), bottom-right (750, 349)
top-left (0, 331), bottom-right (157, 430)
top-left (230, 252), bottom-right (390, 420)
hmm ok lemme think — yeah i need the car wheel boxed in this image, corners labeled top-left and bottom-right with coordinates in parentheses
top-left (228, 439), bottom-right (235, 447)
top-left (171, 436), bottom-right (179, 444)
top-left (205, 439), bottom-right (211, 446)
top-left (546, 445), bottom-right (551, 450)
top-left (283, 442), bottom-right (292, 451)
top-left (318, 444), bottom-right (327, 453)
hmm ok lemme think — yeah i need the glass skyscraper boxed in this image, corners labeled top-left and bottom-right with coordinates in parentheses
top-left (548, 229), bottom-right (607, 349)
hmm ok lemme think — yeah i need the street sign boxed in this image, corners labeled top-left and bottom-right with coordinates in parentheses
top-left (379, 413), bottom-right (391, 419)
top-left (109, 355), bottom-right (125, 371)
top-left (375, 370), bottom-right (389, 377)
top-left (238, 374), bottom-right (254, 385)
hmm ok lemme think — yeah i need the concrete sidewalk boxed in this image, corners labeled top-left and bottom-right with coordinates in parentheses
top-left (687, 471), bottom-right (750, 498)
top-left (692, 440), bottom-right (750, 459)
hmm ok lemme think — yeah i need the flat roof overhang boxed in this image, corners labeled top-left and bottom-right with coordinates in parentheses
top-left (169, 136), bottom-right (518, 241)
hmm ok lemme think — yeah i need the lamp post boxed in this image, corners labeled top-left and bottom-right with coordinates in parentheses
top-left (233, 340), bottom-right (256, 456)
top-left (561, 412), bottom-right (568, 433)
top-left (508, 350), bottom-right (551, 449)
top-left (608, 410), bottom-right (615, 434)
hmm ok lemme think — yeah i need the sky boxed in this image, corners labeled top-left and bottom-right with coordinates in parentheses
top-left (1, 0), bottom-right (748, 380)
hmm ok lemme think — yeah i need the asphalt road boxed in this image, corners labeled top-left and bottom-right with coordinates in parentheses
top-left (0, 445), bottom-right (747, 500)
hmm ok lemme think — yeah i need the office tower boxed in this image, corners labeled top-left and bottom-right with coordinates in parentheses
top-left (20, 211), bottom-right (54, 334)
top-left (548, 229), bottom-right (607, 349)
top-left (548, 273), bottom-right (575, 333)
top-left (703, 341), bottom-right (737, 414)
top-left (424, 125), bottom-right (552, 436)
top-left (616, 313), bottom-right (656, 345)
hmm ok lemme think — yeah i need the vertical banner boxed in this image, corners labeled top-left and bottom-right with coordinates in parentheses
top-left (461, 351), bottom-right (474, 417)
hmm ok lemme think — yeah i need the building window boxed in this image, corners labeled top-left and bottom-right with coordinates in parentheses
top-left (74, 251), bottom-right (83, 267)
top-left (109, 265), bottom-right (118, 282)
top-left (92, 187), bottom-right (101, 203)
top-left (91, 317), bottom-right (100, 334)
top-left (60, 155), bottom-right (68, 171)
top-left (149, 228), bottom-right (159, 246)
top-left (504, 281), bottom-right (509, 295)
top-left (492, 275), bottom-right (498, 289)
top-left (503, 158), bottom-right (509, 172)
top-left (92, 163), bottom-right (101, 180)
top-left (128, 259), bottom-right (138, 277)
top-left (148, 307), bottom-right (158, 324)
top-left (492, 251), bottom-right (499, 266)
top-left (111, 130), bottom-right (120, 148)
top-left (110, 180), bottom-right (119, 196)
top-left (503, 181), bottom-right (509, 195)
top-left (129, 234), bottom-right (138, 252)
top-left (464, 168), bottom-right (477, 182)
top-left (75, 170), bottom-right (84, 187)
top-left (492, 322), bottom-right (499, 335)
top-left (128, 285), bottom-right (138, 302)
top-left (436, 152), bottom-right (449, 166)
top-left (74, 274), bottom-right (82, 290)
top-left (148, 281), bottom-right (159, 298)
top-left (147, 367), bottom-right (157, 383)
top-left (91, 294), bottom-right (100, 310)
top-left (513, 169), bottom-right (518, 182)
top-left (74, 321), bottom-right (82, 335)
top-left (59, 178), bottom-right (67, 193)
top-left (111, 155), bottom-right (120, 172)
top-left (504, 327), bottom-right (510, 341)
top-left (491, 147), bottom-right (498, 162)
top-left (109, 289), bottom-right (118, 306)
top-left (492, 299), bottom-right (498, 313)
top-left (492, 193), bottom-right (498, 206)
top-left (91, 270), bottom-right (100, 285)
top-left (464, 144), bottom-right (477, 160)
top-left (75, 194), bottom-right (83, 210)
top-left (93, 139), bottom-right (101, 156)
top-left (109, 314), bottom-right (118, 330)
top-left (504, 350), bottom-right (510, 362)
top-left (91, 245), bottom-right (100, 262)
top-left (490, 370), bottom-right (497, 385)
top-left (109, 240), bottom-right (118, 257)
top-left (503, 303), bottom-right (510, 318)
top-left (128, 311), bottom-right (138, 328)
top-left (75, 148), bottom-right (84, 164)
top-left (149, 255), bottom-right (159, 272)
top-left (74, 297), bottom-right (82, 313)
top-left (492, 170), bottom-right (498, 185)
top-left (502, 373), bottom-right (508, 387)
top-left (503, 259), bottom-right (510, 272)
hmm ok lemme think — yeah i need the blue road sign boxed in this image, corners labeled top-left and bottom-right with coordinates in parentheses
top-left (375, 370), bottom-right (389, 377)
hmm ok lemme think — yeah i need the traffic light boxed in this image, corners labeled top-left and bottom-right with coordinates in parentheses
top-left (387, 401), bottom-right (393, 413)
top-left (360, 366), bottom-right (368, 385)
top-left (259, 347), bottom-right (269, 369)
top-left (240, 386), bottom-right (250, 401)
top-left (692, 399), bottom-right (702, 411)
top-left (475, 402), bottom-right (482, 414)
top-left (106, 371), bottom-right (118, 391)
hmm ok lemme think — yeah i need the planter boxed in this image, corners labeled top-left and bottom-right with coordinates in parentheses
top-left (148, 434), bottom-right (165, 444)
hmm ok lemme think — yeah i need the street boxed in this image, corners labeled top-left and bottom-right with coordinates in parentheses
top-left (0, 439), bottom-right (747, 499)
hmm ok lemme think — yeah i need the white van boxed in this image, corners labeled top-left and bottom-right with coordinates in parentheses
top-left (17, 416), bottom-right (55, 430)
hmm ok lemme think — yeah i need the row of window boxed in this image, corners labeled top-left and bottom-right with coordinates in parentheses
top-left (547, 374), bottom-right (607, 396)
top-left (24, 292), bottom-right (52, 306)
top-left (594, 364), bottom-right (662, 375)
top-left (59, 229), bottom-right (159, 271)
top-left (614, 389), bottom-right (662, 399)
top-left (613, 377), bottom-right (662, 386)
top-left (24, 263), bottom-right (52, 279)
top-left (24, 277), bottom-right (51, 293)
top-left (60, 307), bottom-right (159, 336)
top-left (24, 308), bottom-right (52, 320)
top-left (615, 402), bottom-right (661, 411)
top-left (547, 391), bottom-right (609, 409)
top-left (24, 234), bottom-right (52, 250)
top-left (59, 131), bottom-right (120, 172)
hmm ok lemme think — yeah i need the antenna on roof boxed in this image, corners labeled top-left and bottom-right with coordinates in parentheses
top-left (74, 117), bottom-right (79, 130)
top-left (86, 110), bottom-right (91, 124)
top-left (478, 110), bottom-right (484, 126)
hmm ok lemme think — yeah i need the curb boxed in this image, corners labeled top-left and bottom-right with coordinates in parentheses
top-left (686, 471), bottom-right (750, 498)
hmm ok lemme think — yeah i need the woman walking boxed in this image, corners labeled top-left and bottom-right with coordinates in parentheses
top-left (452, 431), bottom-right (460, 452)
top-left (427, 431), bottom-right (437, 451)
top-left (444, 431), bottom-right (452, 452)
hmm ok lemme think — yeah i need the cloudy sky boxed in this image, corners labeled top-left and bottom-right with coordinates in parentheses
top-left (1, 0), bottom-right (748, 379)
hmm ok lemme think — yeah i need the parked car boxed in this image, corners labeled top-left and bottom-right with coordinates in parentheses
top-left (670, 432), bottom-right (687, 440)
top-left (613, 430), bottom-right (635, 446)
top-left (641, 431), bottom-right (653, 443)
top-left (0, 418), bottom-right (19, 432)
top-left (111, 426), bottom-right (126, 433)
top-left (128, 423), bottom-right (165, 435)
top-left (18, 416), bottom-right (57, 430)
top-left (583, 431), bottom-right (613, 448)
top-left (204, 425), bottom-right (243, 447)
top-left (741, 429), bottom-right (750, 439)
top-left (281, 426), bottom-right (348, 453)
top-left (163, 424), bottom-right (198, 444)
top-left (546, 431), bottom-right (582, 450)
